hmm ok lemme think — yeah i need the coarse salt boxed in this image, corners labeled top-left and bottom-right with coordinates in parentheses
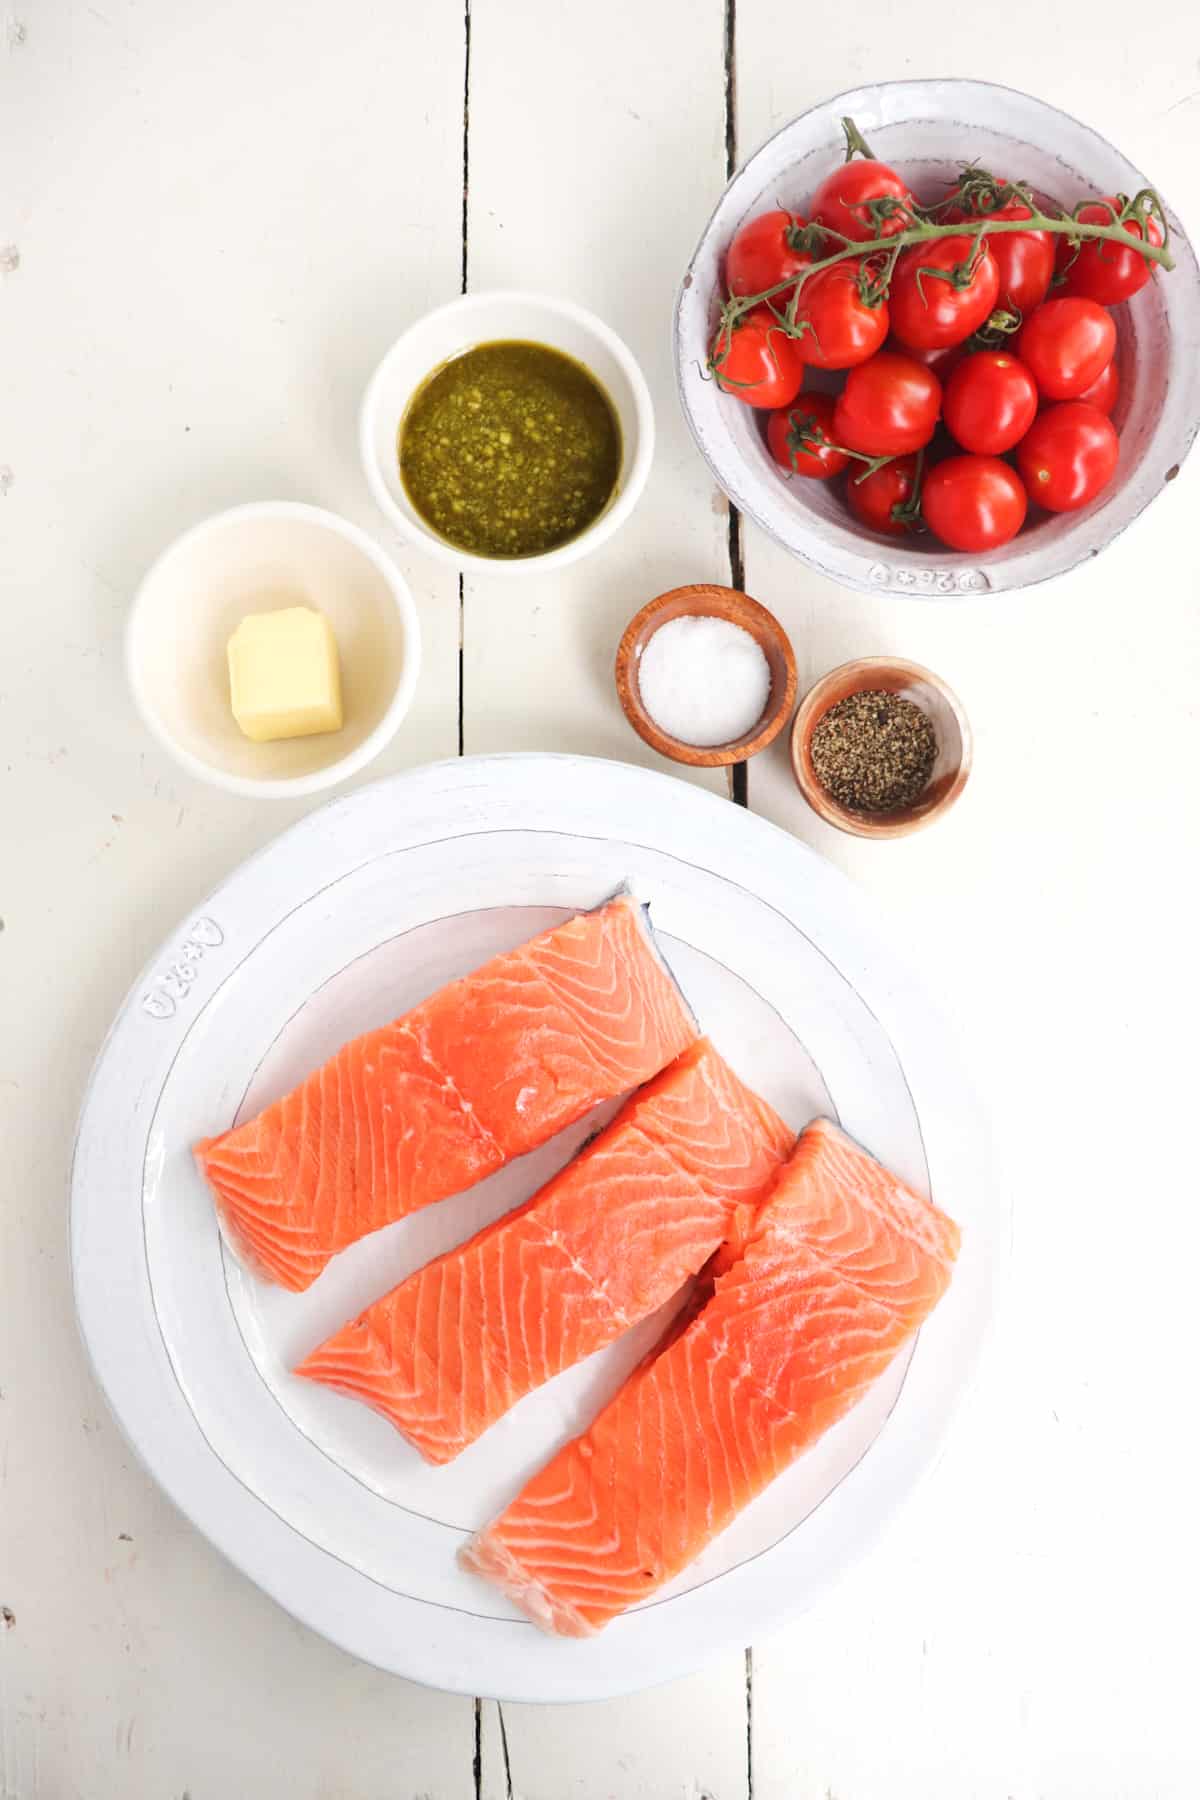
top-left (638, 614), bottom-right (771, 748)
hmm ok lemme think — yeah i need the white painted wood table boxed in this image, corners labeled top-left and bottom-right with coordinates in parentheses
top-left (3, 2), bottom-right (1199, 1794)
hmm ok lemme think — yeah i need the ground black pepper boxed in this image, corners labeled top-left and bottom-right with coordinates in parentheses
top-left (810, 689), bottom-right (937, 814)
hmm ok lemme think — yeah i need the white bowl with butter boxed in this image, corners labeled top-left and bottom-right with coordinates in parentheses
top-left (126, 502), bottom-right (421, 798)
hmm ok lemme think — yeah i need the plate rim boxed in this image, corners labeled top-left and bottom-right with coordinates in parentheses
top-left (70, 751), bottom-right (1000, 1701)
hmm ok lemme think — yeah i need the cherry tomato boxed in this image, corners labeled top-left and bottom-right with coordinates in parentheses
top-left (792, 261), bottom-right (889, 370)
top-left (1015, 402), bottom-right (1120, 512)
top-left (1058, 197), bottom-right (1165, 305)
top-left (766, 393), bottom-right (849, 479)
top-left (844, 453), bottom-right (919, 537)
top-left (888, 236), bottom-right (1001, 351)
top-left (921, 455), bottom-right (1027, 551)
top-left (1076, 355), bottom-right (1119, 417)
top-left (978, 214), bottom-right (1054, 314)
top-left (943, 351), bottom-right (1038, 455)
top-left (947, 186), bottom-right (1054, 314)
top-left (1016, 298), bottom-right (1116, 401)
top-left (832, 351), bottom-right (942, 456)
top-left (710, 307), bottom-right (805, 408)
top-left (810, 160), bottom-right (914, 244)
top-left (726, 209), bottom-right (814, 299)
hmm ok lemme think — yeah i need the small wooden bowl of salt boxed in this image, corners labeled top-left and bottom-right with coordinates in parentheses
top-left (615, 585), bottom-right (797, 768)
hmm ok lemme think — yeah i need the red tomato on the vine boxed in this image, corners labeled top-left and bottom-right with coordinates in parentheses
top-left (1057, 196), bottom-right (1164, 305)
top-left (766, 393), bottom-right (849, 480)
top-left (1016, 298), bottom-right (1116, 400)
top-left (1076, 355), bottom-right (1119, 417)
top-left (792, 262), bottom-right (889, 370)
top-left (888, 236), bottom-right (1001, 351)
top-left (832, 351), bottom-right (942, 457)
top-left (991, 229), bottom-right (1056, 315)
top-left (709, 307), bottom-right (805, 408)
top-left (943, 351), bottom-right (1038, 456)
top-left (726, 209), bottom-right (814, 298)
top-left (946, 185), bottom-right (1055, 315)
top-left (810, 160), bottom-right (914, 243)
top-left (844, 453), bottom-right (919, 537)
top-left (921, 455), bottom-right (1027, 551)
top-left (1015, 402), bottom-right (1120, 512)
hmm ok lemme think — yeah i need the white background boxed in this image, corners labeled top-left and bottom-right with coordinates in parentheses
top-left (3, 1), bottom-right (1199, 1795)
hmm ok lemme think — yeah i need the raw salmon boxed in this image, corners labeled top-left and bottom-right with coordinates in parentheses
top-left (195, 894), bottom-right (697, 1291)
top-left (460, 1117), bottom-right (960, 1635)
top-left (295, 1039), bottom-right (793, 1461)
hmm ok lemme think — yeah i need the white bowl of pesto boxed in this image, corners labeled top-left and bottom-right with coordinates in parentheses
top-left (359, 290), bottom-right (655, 575)
top-left (126, 502), bottom-right (421, 800)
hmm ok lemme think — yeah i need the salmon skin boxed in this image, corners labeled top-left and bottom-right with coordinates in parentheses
top-left (294, 1039), bottom-right (794, 1462)
top-left (195, 893), bottom-right (698, 1292)
top-left (460, 1117), bottom-right (960, 1636)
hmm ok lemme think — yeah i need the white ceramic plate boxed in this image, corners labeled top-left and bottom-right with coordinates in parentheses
top-left (71, 754), bottom-right (997, 1702)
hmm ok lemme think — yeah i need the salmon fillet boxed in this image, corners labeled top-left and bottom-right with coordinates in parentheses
top-left (195, 894), bottom-right (697, 1291)
top-left (460, 1117), bottom-right (960, 1635)
top-left (295, 1039), bottom-right (794, 1462)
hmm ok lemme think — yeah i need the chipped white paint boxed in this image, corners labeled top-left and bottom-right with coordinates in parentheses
top-left (3, 0), bottom-right (1200, 1797)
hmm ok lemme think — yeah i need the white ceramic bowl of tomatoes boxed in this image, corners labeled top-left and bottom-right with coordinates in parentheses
top-left (674, 79), bottom-right (1200, 597)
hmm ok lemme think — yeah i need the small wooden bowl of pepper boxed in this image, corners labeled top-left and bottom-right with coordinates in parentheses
top-left (790, 657), bottom-right (972, 839)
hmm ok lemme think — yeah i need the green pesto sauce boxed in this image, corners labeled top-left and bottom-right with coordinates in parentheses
top-left (398, 339), bottom-right (622, 558)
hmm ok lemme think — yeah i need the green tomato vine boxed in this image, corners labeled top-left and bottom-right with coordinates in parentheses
top-left (715, 116), bottom-right (1172, 350)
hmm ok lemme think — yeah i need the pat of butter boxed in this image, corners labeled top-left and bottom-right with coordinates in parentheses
top-left (227, 606), bottom-right (343, 743)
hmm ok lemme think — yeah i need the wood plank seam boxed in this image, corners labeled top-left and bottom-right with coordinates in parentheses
top-left (497, 1703), bottom-right (514, 1798)
top-left (724, 0), bottom-right (750, 816)
top-left (458, 0), bottom-right (472, 762)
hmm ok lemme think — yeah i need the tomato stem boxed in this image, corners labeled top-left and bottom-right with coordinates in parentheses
top-left (783, 216), bottom-right (812, 253)
top-left (890, 447), bottom-right (926, 529)
top-left (967, 307), bottom-right (1023, 349)
top-left (841, 117), bottom-right (878, 163)
top-left (718, 156), bottom-right (1174, 343)
top-left (848, 448), bottom-right (902, 476)
top-left (786, 407), bottom-right (895, 474)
